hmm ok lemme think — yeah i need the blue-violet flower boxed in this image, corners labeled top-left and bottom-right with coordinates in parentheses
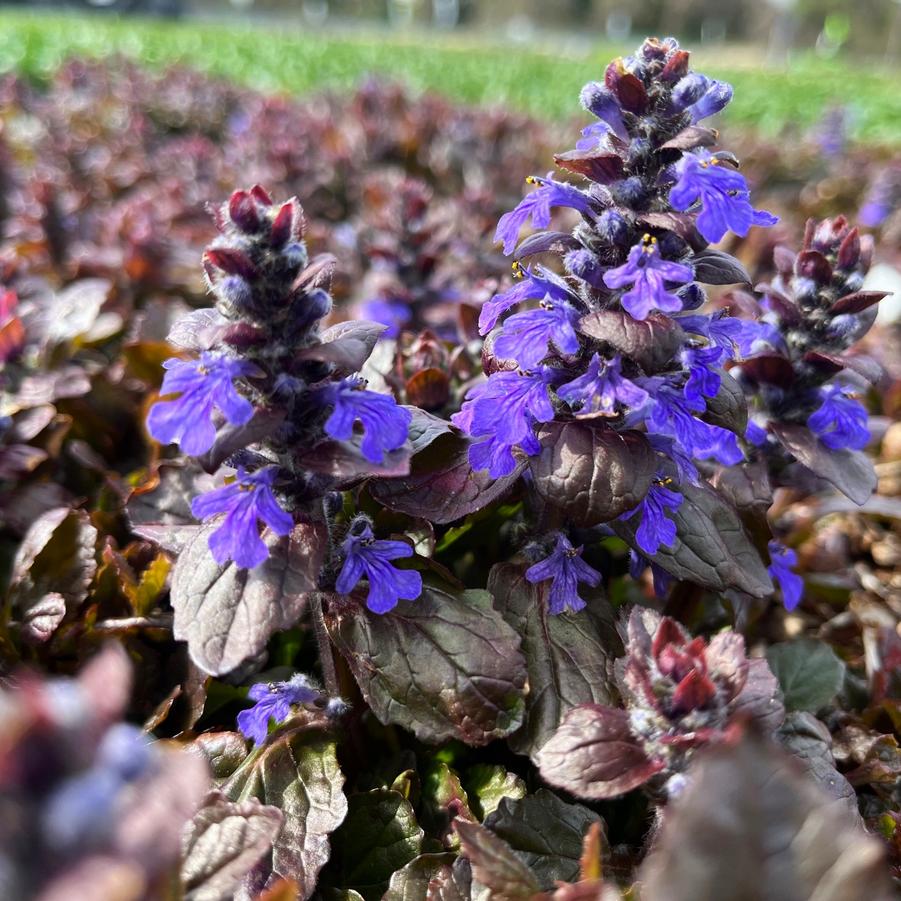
top-left (525, 533), bottom-right (602, 614)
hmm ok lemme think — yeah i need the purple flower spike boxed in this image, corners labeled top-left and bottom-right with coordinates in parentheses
top-left (558, 353), bottom-right (648, 415)
top-left (237, 674), bottom-right (321, 745)
top-left (147, 353), bottom-right (255, 456)
top-left (767, 541), bottom-right (803, 611)
top-left (669, 150), bottom-right (778, 244)
top-left (807, 384), bottom-right (870, 451)
top-left (454, 369), bottom-right (557, 478)
top-left (495, 176), bottom-right (594, 255)
top-left (191, 466), bottom-right (293, 569)
top-left (621, 481), bottom-right (683, 557)
top-left (479, 264), bottom-right (576, 335)
top-left (493, 300), bottom-right (581, 369)
top-left (336, 520), bottom-right (422, 614)
top-left (603, 235), bottom-right (693, 320)
top-left (526, 533), bottom-right (602, 614)
top-left (320, 376), bottom-right (412, 464)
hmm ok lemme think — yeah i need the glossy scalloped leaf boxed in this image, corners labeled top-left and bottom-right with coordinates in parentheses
top-left (578, 310), bottom-right (685, 371)
top-left (454, 820), bottom-right (541, 900)
top-left (222, 727), bottom-right (347, 900)
top-left (484, 790), bottom-right (604, 889)
top-left (765, 639), bottom-right (846, 713)
top-left (325, 585), bottom-right (527, 746)
top-left (612, 480), bottom-right (773, 597)
top-left (536, 704), bottom-right (663, 800)
top-left (180, 792), bottom-right (284, 901)
top-left (638, 733), bottom-right (894, 901)
top-left (770, 422), bottom-right (876, 505)
top-left (330, 789), bottom-right (423, 899)
top-left (171, 521), bottom-right (327, 676)
top-left (530, 423), bottom-right (656, 527)
top-left (489, 563), bottom-right (620, 761)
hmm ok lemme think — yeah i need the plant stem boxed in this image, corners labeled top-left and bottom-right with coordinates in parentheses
top-left (310, 591), bottom-right (339, 697)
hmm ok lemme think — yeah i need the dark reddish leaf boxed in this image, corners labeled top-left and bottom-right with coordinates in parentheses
top-left (711, 460), bottom-right (773, 514)
top-left (405, 368), bottom-right (450, 410)
top-left (197, 407), bottom-right (286, 474)
top-left (738, 353), bottom-right (795, 388)
top-left (613, 73), bottom-right (648, 113)
top-left (370, 431), bottom-right (524, 524)
top-left (296, 437), bottom-right (411, 487)
top-left (530, 423), bottom-right (656, 527)
top-left (831, 290), bottom-right (889, 315)
top-left (795, 249), bottom-right (832, 283)
top-left (536, 704), bottom-right (663, 800)
top-left (578, 309), bottom-right (685, 371)
top-left (553, 149), bottom-right (625, 183)
top-left (803, 352), bottom-right (883, 384)
top-left (325, 585), bottom-right (527, 746)
top-left (770, 422), bottom-right (876, 505)
top-left (454, 820), bottom-right (540, 900)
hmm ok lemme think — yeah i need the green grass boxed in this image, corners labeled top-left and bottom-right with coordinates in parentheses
top-left (1, 10), bottom-right (900, 143)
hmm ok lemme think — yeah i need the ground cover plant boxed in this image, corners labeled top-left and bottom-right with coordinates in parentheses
top-left (1, 29), bottom-right (901, 901)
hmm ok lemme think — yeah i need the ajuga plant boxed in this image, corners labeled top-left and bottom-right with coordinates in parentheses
top-left (440, 35), bottom-right (783, 603)
top-left (736, 215), bottom-right (888, 609)
top-left (144, 185), bottom-right (420, 676)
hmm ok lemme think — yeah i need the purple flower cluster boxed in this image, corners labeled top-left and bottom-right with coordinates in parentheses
top-left (146, 187), bottom-right (412, 572)
top-left (456, 38), bottom-right (779, 586)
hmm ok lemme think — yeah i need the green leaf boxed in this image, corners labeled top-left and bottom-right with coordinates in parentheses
top-left (223, 727), bottom-right (347, 900)
top-left (463, 765), bottom-right (527, 820)
top-left (325, 585), bottom-right (527, 746)
top-left (765, 639), bottom-right (846, 712)
top-left (330, 789), bottom-right (424, 899)
top-left (489, 563), bottom-right (620, 761)
top-left (421, 763), bottom-right (476, 848)
top-left (484, 790), bottom-right (604, 890)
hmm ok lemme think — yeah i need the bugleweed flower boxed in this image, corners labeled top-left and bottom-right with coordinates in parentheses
top-left (767, 541), bottom-right (803, 611)
top-left (669, 149), bottom-right (778, 244)
top-left (807, 384), bottom-right (869, 451)
top-left (558, 353), bottom-right (648, 415)
top-left (237, 673), bottom-right (321, 744)
top-left (361, 297), bottom-right (411, 338)
top-left (336, 518), bottom-right (422, 614)
top-left (525, 532), bottom-right (602, 614)
top-left (319, 376), bottom-right (412, 464)
top-left (191, 466), bottom-right (293, 569)
top-left (147, 353), bottom-right (255, 456)
top-left (602, 235), bottom-right (693, 320)
top-left (147, 186), bottom-right (412, 570)
top-left (537, 608), bottom-right (783, 800)
top-left (620, 481), bottom-right (682, 556)
top-left (454, 38), bottom-right (778, 597)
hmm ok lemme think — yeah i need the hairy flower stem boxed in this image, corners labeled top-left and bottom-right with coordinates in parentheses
top-left (310, 592), bottom-right (339, 698)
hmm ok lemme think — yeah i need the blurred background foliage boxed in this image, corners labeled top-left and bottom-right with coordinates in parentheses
top-left (2, 4), bottom-right (901, 142)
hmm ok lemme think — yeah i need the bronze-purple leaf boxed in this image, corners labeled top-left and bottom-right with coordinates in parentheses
top-left (611, 480), bottom-right (774, 596)
top-left (325, 585), bottom-right (527, 747)
top-left (370, 431), bottom-right (525, 524)
top-left (530, 423), bottom-right (656, 527)
top-left (553, 149), bottom-right (625, 184)
top-left (769, 422), bottom-right (876, 505)
top-left (578, 310), bottom-right (685, 371)
top-left (171, 522), bottom-right (328, 676)
top-left (738, 353), bottom-right (795, 388)
top-left (536, 704), bottom-right (663, 800)
top-left (690, 249), bottom-right (751, 286)
top-left (830, 290), bottom-right (890, 315)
